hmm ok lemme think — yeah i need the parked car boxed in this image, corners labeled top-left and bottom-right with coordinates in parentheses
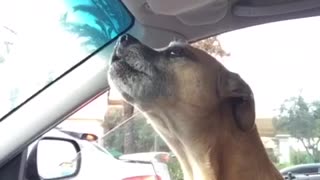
top-left (281, 164), bottom-right (320, 180)
top-left (26, 128), bottom-right (171, 180)
top-left (282, 174), bottom-right (320, 180)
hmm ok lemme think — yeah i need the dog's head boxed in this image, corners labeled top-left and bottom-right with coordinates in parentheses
top-left (108, 34), bottom-right (255, 137)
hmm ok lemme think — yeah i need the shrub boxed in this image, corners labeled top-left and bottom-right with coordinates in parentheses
top-left (290, 149), bottom-right (314, 165)
top-left (276, 162), bottom-right (292, 170)
top-left (167, 157), bottom-right (183, 180)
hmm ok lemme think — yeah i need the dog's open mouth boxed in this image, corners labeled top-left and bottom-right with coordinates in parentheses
top-left (108, 34), bottom-right (165, 103)
top-left (109, 34), bottom-right (158, 80)
top-left (113, 60), bottom-right (149, 78)
top-left (110, 42), bottom-right (155, 79)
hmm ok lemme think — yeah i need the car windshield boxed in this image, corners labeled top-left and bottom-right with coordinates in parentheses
top-left (0, 0), bottom-right (133, 119)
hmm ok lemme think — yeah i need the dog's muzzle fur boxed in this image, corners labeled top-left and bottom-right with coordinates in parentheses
top-left (109, 34), bottom-right (168, 106)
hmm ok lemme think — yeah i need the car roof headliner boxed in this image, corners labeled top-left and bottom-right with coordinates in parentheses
top-left (122, 0), bottom-right (320, 41)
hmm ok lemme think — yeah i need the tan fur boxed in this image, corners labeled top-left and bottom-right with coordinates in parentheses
top-left (141, 103), bottom-right (283, 180)
top-left (108, 35), bottom-right (284, 180)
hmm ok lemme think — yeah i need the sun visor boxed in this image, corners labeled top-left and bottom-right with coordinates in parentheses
top-left (177, 2), bottom-right (228, 26)
top-left (146, 0), bottom-right (228, 25)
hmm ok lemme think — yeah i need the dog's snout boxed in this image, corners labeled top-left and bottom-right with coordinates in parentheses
top-left (119, 34), bottom-right (129, 46)
top-left (119, 34), bottom-right (138, 47)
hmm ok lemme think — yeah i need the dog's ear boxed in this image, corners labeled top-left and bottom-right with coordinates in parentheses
top-left (218, 70), bottom-right (255, 131)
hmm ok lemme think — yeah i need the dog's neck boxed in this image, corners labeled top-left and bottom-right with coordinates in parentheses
top-left (144, 104), bottom-right (283, 180)
top-left (207, 104), bottom-right (283, 180)
top-left (208, 127), bottom-right (283, 180)
top-left (169, 128), bottom-right (283, 180)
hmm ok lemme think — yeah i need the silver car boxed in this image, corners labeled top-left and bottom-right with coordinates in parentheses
top-left (281, 164), bottom-right (320, 180)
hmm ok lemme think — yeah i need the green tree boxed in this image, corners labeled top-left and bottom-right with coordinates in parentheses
top-left (103, 107), bottom-right (169, 154)
top-left (290, 149), bottom-right (314, 165)
top-left (123, 102), bottom-right (135, 153)
top-left (191, 36), bottom-right (230, 57)
top-left (273, 95), bottom-right (320, 162)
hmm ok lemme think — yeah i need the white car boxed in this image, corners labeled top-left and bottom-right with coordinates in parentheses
top-left (27, 128), bottom-right (170, 180)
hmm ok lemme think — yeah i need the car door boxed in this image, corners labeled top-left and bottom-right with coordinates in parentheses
top-left (294, 174), bottom-right (320, 180)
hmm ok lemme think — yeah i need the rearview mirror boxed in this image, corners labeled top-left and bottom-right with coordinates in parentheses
top-left (26, 137), bottom-right (81, 180)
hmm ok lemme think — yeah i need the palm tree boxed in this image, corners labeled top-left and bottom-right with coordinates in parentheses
top-left (60, 0), bottom-right (131, 49)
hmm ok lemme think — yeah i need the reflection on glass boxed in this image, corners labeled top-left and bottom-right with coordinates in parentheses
top-left (37, 139), bottom-right (78, 179)
top-left (0, 0), bottom-right (133, 119)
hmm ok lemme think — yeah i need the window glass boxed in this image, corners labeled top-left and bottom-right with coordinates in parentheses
top-left (0, 0), bottom-right (133, 119)
top-left (293, 167), bottom-right (319, 174)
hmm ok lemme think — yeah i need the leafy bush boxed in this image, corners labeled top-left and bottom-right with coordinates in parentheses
top-left (103, 113), bottom-right (169, 153)
top-left (167, 157), bottom-right (183, 180)
top-left (276, 162), bottom-right (292, 170)
top-left (290, 149), bottom-right (314, 165)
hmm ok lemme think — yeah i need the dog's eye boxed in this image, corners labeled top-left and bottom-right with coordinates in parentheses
top-left (168, 48), bottom-right (184, 58)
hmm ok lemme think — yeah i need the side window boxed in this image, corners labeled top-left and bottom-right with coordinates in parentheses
top-left (292, 167), bottom-right (319, 175)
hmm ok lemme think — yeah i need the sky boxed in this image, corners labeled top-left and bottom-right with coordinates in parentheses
top-left (217, 16), bottom-right (320, 118)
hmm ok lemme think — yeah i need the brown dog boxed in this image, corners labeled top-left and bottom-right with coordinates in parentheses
top-left (108, 34), bottom-right (283, 180)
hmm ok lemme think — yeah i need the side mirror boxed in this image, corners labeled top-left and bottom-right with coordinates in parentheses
top-left (25, 137), bottom-right (81, 180)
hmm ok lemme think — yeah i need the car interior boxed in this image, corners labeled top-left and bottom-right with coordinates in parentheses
top-left (1, 0), bottom-right (320, 179)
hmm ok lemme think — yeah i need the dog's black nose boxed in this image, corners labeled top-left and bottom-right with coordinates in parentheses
top-left (119, 34), bottom-right (138, 47)
top-left (119, 34), bottom-right (129, 44)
